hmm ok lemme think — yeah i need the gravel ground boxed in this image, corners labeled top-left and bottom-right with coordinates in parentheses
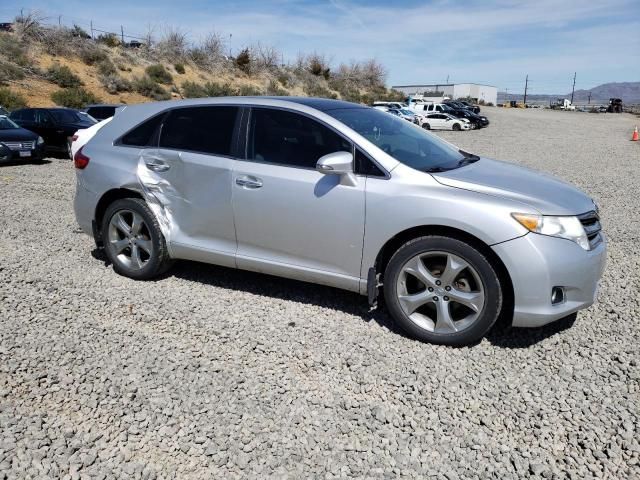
top-left (1, 107), bottom-right (638, 479)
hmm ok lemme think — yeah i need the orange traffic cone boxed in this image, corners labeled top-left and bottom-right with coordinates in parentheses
top-left (633, 126), bottom-right (639, 141)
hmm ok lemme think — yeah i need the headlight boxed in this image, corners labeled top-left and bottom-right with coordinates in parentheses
top-left (512, 213), bottom-right (589, 250)
top-left (37, 136), bottom-right (44, 145)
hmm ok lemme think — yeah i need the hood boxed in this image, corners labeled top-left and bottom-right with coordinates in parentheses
top-left (61, 120), bottom-right (95, 129)
top-left (432, 158), bottom-right (595, 215)
top-left (0, 127), bottom-right (38, 142)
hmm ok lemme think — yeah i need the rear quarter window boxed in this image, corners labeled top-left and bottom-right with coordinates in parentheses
top-left (120, 113), bottom-right (165, 147)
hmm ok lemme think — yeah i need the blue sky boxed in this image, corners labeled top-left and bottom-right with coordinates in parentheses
top-left (2, 0), bottom-right (639, 93)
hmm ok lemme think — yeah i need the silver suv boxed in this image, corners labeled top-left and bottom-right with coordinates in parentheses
top-left (73, 97), bottom-right (606, 345)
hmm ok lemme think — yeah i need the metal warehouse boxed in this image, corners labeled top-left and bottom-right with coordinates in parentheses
top-left (391, 83), bottom-right (498, 105)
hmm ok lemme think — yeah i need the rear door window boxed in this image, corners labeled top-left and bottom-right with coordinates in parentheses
top-left (120, 113), bottom-right (165, 147)
top-left (159, 106), bottom-right (238, 156)
top-left (247, 108), bottom-right (351, 169)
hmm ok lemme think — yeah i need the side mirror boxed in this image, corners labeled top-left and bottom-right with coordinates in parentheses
top-left (316, 151), bottom-right (357, 186)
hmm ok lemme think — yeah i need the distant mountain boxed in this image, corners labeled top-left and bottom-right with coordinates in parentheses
top-left (498, 81), bottom-right (640, 104)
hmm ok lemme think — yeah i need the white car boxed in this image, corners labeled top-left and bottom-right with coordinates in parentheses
top-left (71, 117), bottom-right (113, 158)
top-left (421, 113), bottom-right (471, 131)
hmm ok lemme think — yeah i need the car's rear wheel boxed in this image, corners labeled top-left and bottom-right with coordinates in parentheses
top-left (102, 198), bottom-right (172, 280)
top-left (452, 123), bottom-right (461, 131)
top-left (422, 123), bottom-right (431, 130)
top-left (383, 236), bottom-right (502, 346)
top-left (67, 140), bottom-right (73, 159)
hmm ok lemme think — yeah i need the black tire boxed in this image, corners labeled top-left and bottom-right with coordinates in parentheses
top-left (422, 123), bottom-right (431, 130)
top-left (101, 198), bottom-right (172, 280)
top-left (452, 123), bottom-right (461, 131)
top-left (383, 236), bottom-right (502, 346)
top-left (67, 140), bottom-right (73, 160)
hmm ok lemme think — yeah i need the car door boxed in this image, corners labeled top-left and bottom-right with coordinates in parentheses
top-left (232, 107), bottom-right (366, 291)
top-left (141, 105), bottom-right (240, 267)
top-left (427, 114), bottom-right (444, 129)
top-left (35, 110), bottom-right (65, 148)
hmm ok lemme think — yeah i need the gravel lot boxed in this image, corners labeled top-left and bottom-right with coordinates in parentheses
top-left (1, 107), bottom-right (638, 479)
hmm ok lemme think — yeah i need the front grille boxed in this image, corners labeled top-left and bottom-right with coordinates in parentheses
top-left (1, 140), bottom-right (35, 150)
top-left (578, 210), bottom-right (602, 249)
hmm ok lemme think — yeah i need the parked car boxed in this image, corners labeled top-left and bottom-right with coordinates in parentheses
top-left (455, 101), bottom-right (481, 114)
top-left (372, 101), bottom-right (406, 109)
top-left (73, 98), bottom-right (606, 346)
top-left (71, 117), bottom-right (114, 159)
top-left (10, 107), bottom-right (96, 158)
top-left (82, 104), bottom-right (124, 121)
top-left (0, 106), bottom-right (8, 116)
top-left (0, 115), bottom-right (45, 163)
top-left (0, 23), bottom-right (13, 33)
top-left (447, 107), bottom-right (490, 128)
top-left (421, 113), bottom-right (471, 131)
top-left (387, 108), bottom-right (420, 124)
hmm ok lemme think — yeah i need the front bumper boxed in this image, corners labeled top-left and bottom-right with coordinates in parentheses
top-left (0, 145), bottom-right (44, 162)
top-left (492, 232), bottom-right (607, 327)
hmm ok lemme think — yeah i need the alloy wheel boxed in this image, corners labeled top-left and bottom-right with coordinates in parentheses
top-left (395, 251), bottom-right (485, 333)
top-left (107, 209), bottom-right (154, 270)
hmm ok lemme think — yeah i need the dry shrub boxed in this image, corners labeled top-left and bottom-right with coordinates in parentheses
top-left (100, 74), bottom-right (132, 94)
top-left (0, 87), bottom-right (27, 110)
top-left (51, 87), bottom-right (99, 108)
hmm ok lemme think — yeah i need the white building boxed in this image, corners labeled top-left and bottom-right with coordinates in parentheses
top-left (391, 83), bottom-right (498, 105)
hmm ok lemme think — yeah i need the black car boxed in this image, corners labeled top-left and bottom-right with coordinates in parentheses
top-left (0, 115), bottom-right (45, 163)
top-left (0, 106), bottom-right (8, 116)
top-left (445, 100), bottom-right (481, 114)
top-left (82, 104), bottom-right (122, 121)
top-left (9, 108), bottom-right (96, 158)
top-left (447, 107), bottom-right (489, 128)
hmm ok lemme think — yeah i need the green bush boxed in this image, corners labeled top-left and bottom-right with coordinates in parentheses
top-left (79, 47), bottom-right (108, 66)
top-left (0, 34), bottom-right (30, 67)
top-left (0, 61), bottom-right (25, 85)
top-left (100, 74), bottom-right (132, 94)
top-left (97, 59), bottom-right (117, 76)
top-left (181, 81), bottom-right (207, 98)
top-left (46, 64), bottom-right (82, 88)
top-left (174, 63), bottom-right (185, 74)
top-left (0, 87), bottom-right (27, 111)
top-left (50, 87), bottom-right (99, 108)
top-left (133, 75), bottom-right (171, 100)
top-left (238, 85), bottom-right (262, 96)
top-left (97, 33), bottom-right (121, 48)
top-left (145, 64), bottom-right (173, 84)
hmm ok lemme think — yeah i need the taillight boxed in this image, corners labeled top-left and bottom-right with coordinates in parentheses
top-left (71, 134), bottom-right (79, 142)
top-left (74, 146), bottom-right (90, 169)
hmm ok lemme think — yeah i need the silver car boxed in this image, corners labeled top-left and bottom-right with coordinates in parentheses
top-left (73, 97), bottom-right (606, 346)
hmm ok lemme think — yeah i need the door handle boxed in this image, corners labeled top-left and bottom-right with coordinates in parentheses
top-left (235, 176), bottom-right (263, 189)
top-left (145, 160), bottom-right (170, 172)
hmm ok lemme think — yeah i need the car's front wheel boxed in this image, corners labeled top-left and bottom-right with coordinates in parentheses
top-left (101, 198), bottom-right (172, 280)
top-left (422, 123), bottom-right (431, 130)
top-left (452, 123), bottom-right (461, 131)
top-left (383, 236), bottom-right (502, 346)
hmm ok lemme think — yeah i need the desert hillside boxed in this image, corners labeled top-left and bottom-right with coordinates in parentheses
top-left (0, 13), bottom-right (403, 111)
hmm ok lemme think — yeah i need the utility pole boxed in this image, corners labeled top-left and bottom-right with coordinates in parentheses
top-left (570, 72), bottom-right (576, 104)
top-left (523, 75), bottom-right (529, 105)
top-left (505, 88), bottom-right (509, 101)
top-left (588, 92), bottom-right (592, 104)
top-left (446, 74), bottom-right (449, 84)
top-left (58, 15), bottom-right (62, 27)
top-left (90, 21), bottom-right (94, 40)
top-left (121, 26), bottom-right (125, 45)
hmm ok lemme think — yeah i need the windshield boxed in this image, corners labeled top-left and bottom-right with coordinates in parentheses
top-left (400, 109), bottom-right (415, 115)
top-left (0, 116), bottom-right (19, 130)
top-left (50, 109), bottom-right (92, 124)
top-left (327, 107), bottom-right (475, 172)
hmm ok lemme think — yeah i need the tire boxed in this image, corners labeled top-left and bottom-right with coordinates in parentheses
top-left (422, 123), bottom-right (431, 130)
top-left (383, 236), bottom-right (502, 346)
top-left (452, 123), bottom-right (461, 131)
top-left (101, 198), bottom-right (172, 280)
top-left (67, 140), bottom-right (73, 160)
